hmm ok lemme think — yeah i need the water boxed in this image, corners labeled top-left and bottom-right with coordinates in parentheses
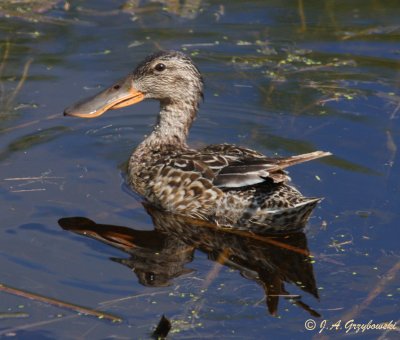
top-left (0, 0), bottom-right (399, 338)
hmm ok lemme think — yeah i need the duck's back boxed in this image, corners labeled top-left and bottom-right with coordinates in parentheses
top-left (128, 143), bottom-right (329, 232)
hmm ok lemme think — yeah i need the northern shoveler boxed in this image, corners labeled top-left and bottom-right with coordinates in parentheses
top-left (64, 50), bottom-right (331, 232)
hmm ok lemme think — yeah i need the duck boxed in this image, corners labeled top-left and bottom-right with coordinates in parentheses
top-left (64, 50), bottom-right (331, 232)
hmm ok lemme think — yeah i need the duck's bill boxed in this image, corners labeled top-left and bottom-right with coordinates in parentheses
top-left (64, 76), bottom-right (144, 118)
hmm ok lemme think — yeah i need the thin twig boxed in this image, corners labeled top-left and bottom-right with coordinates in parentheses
top-left (0, 39), bottom-right (11, 104)
top-left (0, 312), bottom-right (29, 319)
top-left (298, 0), bottom-right (306, 33)
top-left (10, 188), bottom-right (46, 193)
top-left (0, 39), bottom-right (10, 77)
top-left (0, 314), bottom-right (78, 336)
top-left (202, 248), bottom-right (231, 290)
top-left (341, 260), bottom-right (400, 321)
top-left (386, 130), bottom-right (397, 169)
top-left (390, 101), bottom-right (400, 120)
top-left (6, 58), bottom-right (33, 107)
top-left (1, 113), bottom-right (60, 134)
top-left (0, 282), bottom-right (122, 322)
top-left (4, 176), bottom-right (64, 181)
top-left (99, 290), bottom-right (169, 306)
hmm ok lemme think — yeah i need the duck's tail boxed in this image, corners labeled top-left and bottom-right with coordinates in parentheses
top-left (276, 151), bottom-right (332, 170)
top-left (246, 197), bottom-right (322, 233)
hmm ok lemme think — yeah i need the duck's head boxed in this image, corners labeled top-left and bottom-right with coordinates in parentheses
top-left (64, 50), bottom-right (204, 118)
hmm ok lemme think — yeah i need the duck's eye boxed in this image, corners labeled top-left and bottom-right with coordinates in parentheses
top-left (154, 63), bottom-right (166, 72)
top-left (145, 272), bottom-right (156, 282)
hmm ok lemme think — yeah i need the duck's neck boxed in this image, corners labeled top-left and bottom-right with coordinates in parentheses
top-left (128, 99), bottom-right (198, 193)
top-left (148, 99), bottom-right (197, 148)
top-left (131, 98), bottom-right (198, 162)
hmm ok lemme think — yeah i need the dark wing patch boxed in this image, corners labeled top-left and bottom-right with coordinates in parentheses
top-left (200, 145), bottom-right (330, 189)
top-left (199, 144), bottom-right (281, 188)
top-left (213, 159), bottom-right (290, 188)
top-left (214, 160), bottom-right (269, 188)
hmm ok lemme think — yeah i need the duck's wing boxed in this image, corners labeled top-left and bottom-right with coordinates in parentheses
top-left (165, 144), bottom-right (331, 190)
top-left (199, 144), bottom-right (331, 189)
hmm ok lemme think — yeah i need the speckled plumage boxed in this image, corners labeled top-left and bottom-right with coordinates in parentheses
top-left (65, 50), bottom-right (331, 232)
top-left (124, 51), bottom-right (331, 231)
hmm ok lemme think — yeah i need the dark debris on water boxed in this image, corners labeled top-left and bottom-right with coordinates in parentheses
top-left (152, 314), bottom-right (172, 339)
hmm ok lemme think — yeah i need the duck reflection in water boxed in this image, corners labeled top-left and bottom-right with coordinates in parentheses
top-left (59, 204), bottom-right (320, 317)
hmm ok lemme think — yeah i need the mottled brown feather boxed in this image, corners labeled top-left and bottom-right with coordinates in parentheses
top-left (69, 50), bottom-right (332, 231)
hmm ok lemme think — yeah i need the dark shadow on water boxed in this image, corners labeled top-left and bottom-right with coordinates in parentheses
top-left (58, 204), bottom-right (320, 318)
